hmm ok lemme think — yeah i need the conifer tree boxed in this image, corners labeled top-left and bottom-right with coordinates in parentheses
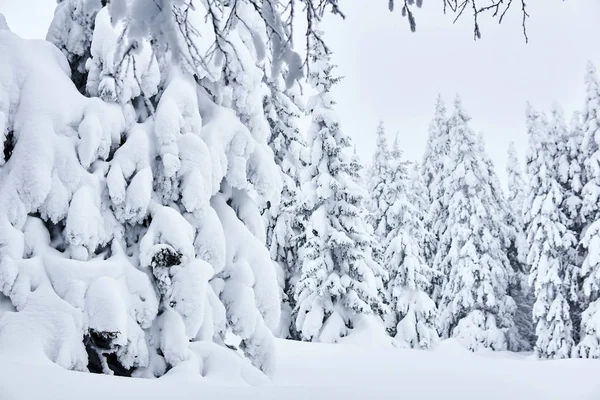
top-left (0, 1), bottom-right (291, 380)
top-left (506, 141), bottom-right (535, 349)
top-left (422, 95), bottom-right (450, 302)
top-left (576, 62), bottom-right (600, 358)
top-left (476, 133), bottom-right (529, 350)
top-left (384, 149), bottom-right (439, 349)
top-left (368, 121), bottom-right (392, 238)
top-left (408, 161), bottom-right (436, 276)
top-left (524, 104), bottom-right (576, 359)
top-left (553, 104), bottom-right (584, 343)
top-left (293, 26), bottom-right (386, 343)
top-left (262, 67), bottom-right (307, 339)
top-left (436, 97), bottom-right (517, 351)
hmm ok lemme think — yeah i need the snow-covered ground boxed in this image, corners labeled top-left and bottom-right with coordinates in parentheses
top-left (1, 339), bottom-right (599, 400)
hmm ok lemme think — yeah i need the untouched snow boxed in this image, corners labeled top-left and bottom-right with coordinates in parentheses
top-left (1, 339), bottom-right (599, 400)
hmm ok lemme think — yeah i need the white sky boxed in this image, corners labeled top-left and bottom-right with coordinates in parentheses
top-left (2, 0), bottom-right (600, 187)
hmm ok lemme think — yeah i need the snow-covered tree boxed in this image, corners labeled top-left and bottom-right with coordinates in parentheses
top-left (553, 104), bottom-right (584, 344)
top-left (384, 151), bottom-right (439, 349)
top-left (475, 132), bottom-right (529, 351)
top-left (506, 141), bottom-right (529, 281)
top-left (0, 0), bottom-right (294, 381)
top-left (576, 62), bottom-right (600, 358)
top-left (421, 95), bottom-right (450, 301)
top-left (262, 65), bottom-right (307, 339)
top-left (524, 103), bottom-right (576, 359)
top-left (293, 26), bottom-right (386, 343)
top-left (505, 141), bottom-right (535, 349)
top-left (436, 97), bottom-right (517, 351)
top-left (368, 121), bottom-right (392, 242)
top-left (407, 161), bottom-right (436, 274)
top-left (507, 142), bottom-right (527, 221)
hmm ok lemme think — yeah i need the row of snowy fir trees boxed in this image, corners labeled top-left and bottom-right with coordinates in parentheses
top-left (521, 61), bottom-right (600, 359)
top-left (364, 97), bottom-right (525, 353)
top-left (355, 61), bottom-right (600, 360)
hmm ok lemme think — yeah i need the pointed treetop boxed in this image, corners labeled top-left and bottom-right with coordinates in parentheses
top-left (434, 93), bottom-right (447, 115)
top-left (507, 141), bottom-right (522, 169)
top-left (586, 60), bottom-right (597, 77)
top-left (525, 101), bottom-right (534, 117)
top-left (453, 94), bottom-right (470, 122)
top-left (507, 141), bottom-right (521, 172)
top-left (376, 120), bottom-right (387, 146)
top-left (549, 103), bottom-right (568, 139)
top-left (392, 131), bottom-right (400, 155)
top-left (525, 102), bottom-right (545, 126)
top-left (525, 104), bottom-right (550, 151)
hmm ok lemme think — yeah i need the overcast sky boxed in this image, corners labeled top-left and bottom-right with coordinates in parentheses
top-left (2, 0), bottom-right (600, 187)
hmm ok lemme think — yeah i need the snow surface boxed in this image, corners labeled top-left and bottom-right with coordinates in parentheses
top-left (1, 338), bottom-right (599, 400)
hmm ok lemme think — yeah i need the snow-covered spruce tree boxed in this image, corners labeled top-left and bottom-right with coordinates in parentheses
top-left (262, 65), bottom-right (307, 339)
top-left (507, 142), bottom-right (527, 217)
top-left (0, 0), bottom-right (296, 380)
top-left (475, 132), bottom-right (529, 350)
top-left (367, 121), bottom-right (392, 246)
top-left (384, 150), bottom-right (439, 349)
top-left (293, 26), bottom-right (387, 343)
top-left (576, 61), bottom-right (600, 358)
top-left (421, 95), bottom-right (450, 302)
top-left (552, 104), bottom-right (584, 343)
top-left (407, 160), bottom-right (436, 271)
top-left (524, 103), bottom-right (576, 359)
top-left (505, 141), bottom-right (535, 349)
top-left (436, 97), bottom-right (518, 351)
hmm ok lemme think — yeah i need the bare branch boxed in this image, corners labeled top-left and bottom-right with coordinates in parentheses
top-left (391, 0), bottom-right (531, 42)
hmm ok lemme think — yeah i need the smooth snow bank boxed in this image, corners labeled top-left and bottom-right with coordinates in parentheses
top-left (1, 339), bottom-right (600, 400)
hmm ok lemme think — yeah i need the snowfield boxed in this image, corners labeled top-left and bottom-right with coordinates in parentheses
top-left (1, 339), bottom-right (599, 400)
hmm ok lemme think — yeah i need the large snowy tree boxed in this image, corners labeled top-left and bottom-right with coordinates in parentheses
top-left (293, 26), bottom-right (386, 343)
top-left (0, 0), bottom-right (303, 381)
top-left (436, 97), bottom-right (518, 352)
top-left (524, 104), bottom-right (576, 359)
